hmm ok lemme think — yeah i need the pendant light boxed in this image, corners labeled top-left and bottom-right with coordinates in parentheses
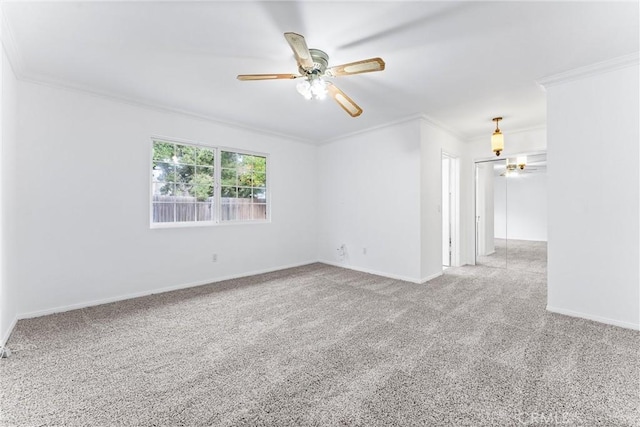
top-left (491, 117), bottom-right (504, 156)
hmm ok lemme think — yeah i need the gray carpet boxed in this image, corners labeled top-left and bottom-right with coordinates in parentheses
top-left (476, 238), bottom-right (508, 269)
top-left (476, 238), bottom-right (547, 274)
top-left (1, 263), bottom-right (638, 426)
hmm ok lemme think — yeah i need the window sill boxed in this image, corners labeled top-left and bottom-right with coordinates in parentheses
top-left (150, 219), bottom-right (271, 229)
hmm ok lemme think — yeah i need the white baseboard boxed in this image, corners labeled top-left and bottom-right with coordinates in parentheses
top-left (420, 271), bottom-right (443, 284)
top-left (1, 316), bottom-right (18, 347)
top-left (16, 260), bottom-right (318, 322)
top-left (318, 260), bottom-right (425, 284)
top-left (546, 305), bottom-right (640, 331)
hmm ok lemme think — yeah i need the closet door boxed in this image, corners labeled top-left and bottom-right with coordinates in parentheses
top-left (475, 161), bottom-right (507, 269)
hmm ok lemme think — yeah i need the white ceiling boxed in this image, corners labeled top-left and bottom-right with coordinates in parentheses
top-left (2, 1), bottom-right (638, 143)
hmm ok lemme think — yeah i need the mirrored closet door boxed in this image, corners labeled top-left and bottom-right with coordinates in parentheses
top-left (475, 153), bottom-right (547, 274)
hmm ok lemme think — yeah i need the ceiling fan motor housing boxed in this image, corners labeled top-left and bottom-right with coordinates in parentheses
top-left (300, 48), bottom-right (329, 76)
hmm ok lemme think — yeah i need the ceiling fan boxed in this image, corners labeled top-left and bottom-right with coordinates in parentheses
top-left (237, 32), bottom-right (385, 117)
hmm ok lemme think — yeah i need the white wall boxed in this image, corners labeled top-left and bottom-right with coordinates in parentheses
top-left (545, 62), bottom-right (639, 330)
top-left (1, 41), bottom-right (19, 345)
top-left (494, 172), bottom-right (548, 241)
top-left (316, 116), bottom-right (466, 283)
top-left (317, 119), bottom-right (423, 282)
top-left (11, 81), bottom-right (318, 319)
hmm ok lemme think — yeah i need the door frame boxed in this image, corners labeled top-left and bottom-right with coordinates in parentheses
top-left (442, 151), bottom-right (460, 267)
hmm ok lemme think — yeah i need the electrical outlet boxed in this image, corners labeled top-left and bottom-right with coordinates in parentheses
top-left (212, 254), bottom-right (218, 263)
top-left (363, 247), bottom-right (367, 255)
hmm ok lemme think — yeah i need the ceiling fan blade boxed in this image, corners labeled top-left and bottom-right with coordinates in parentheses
top-left (327, 84), bottom-right (363, 117)
top-left (237, 74), bottom-right (300, 81)
top-left (284, 32), bottom-right (315, 71)
top-left (326, 58), bottom-right (385, 77)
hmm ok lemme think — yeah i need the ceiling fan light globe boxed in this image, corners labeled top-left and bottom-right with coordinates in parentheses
top-left (310, 78), bottom-right (328, 99)
top-left (296, 80), bottom-right (310, 92)
top-left (296, 80), bottom-right (312, 99)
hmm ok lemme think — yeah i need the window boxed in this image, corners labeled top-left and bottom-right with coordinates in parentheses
top-left (220, 151), bottom-right (267, 222)
top-left (151, 139), bottom-right (268, 226)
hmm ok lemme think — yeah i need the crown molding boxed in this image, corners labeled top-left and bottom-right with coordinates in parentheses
top-left (319, 112), bottom-right (469, 145)
top-left (536, 52), bottom-right (640, 90)
top-left (508, 124), bottom-right (547, 135)
top-left (466, 123), bottom-right (546, 142)
top-left (421, 115), bottom-right (546, 143)
top-left (19, 67), bottom-right (446, 147)
top-left (417, 114), bottom-right (467, 141)
top-left (19, 74), bottom-right (316, 145)
top-left (318, 113), bottom-right (425, 145)
top-left (1, 3), bottom-right (314, 145)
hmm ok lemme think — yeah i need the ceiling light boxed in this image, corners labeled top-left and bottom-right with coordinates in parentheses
top-left (296, 75), bottom-right (327, 100)
top-left (491, 117), bottom-right (504, 156)
top-left (310, 78), bottom-right (328, 100)
top-left (296, 80), bottom-right (312, 100)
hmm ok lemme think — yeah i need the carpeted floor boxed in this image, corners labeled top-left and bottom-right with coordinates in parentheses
top-left (1, 263), bottom-right (638, 426)
top-left (476, 238), bottom-right (547, 274)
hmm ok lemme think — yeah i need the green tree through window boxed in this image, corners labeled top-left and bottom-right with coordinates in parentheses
top-left (220, 151), bottom-right (267, 221)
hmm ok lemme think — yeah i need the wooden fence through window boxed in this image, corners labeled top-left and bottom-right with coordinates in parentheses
top-left (152, 195), bottom-right (266, 222)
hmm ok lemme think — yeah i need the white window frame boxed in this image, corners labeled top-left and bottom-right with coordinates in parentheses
top-left (150, 137), bottom-right (270, 228)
